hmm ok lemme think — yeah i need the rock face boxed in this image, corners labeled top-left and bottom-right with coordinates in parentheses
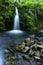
top-left (4, 36), bottom-right (43, 65)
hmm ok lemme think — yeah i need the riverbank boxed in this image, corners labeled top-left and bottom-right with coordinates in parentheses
top-left (0, 33), bottom-right (43, 65)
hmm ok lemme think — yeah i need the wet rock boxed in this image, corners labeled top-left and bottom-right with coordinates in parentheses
top-left (29, 34), bottom-right (35, 39)
top-left (29, 49), bottom-right (35, 57)
top-left (34, 56), bottom-right (41, 61)
top-left (41, 58), bottom-right (43, 63)
top-left (30, 40), bottom-right (34, 46)
top-left (24, 38), bottom-right (31, 46)
top-left (6, 61), bottom-right (15, 65)
top-left (37, 61), bottom-right (42, 65)
top-left (30, 44), bottom-right (38, 50)
top-left (5, 52), bottom-right (17, 60)
top-left (37, 42), bottom-right (42, 45)
top-left (30, 44), bottom-right (43, 50)
top-left (38, 30), bottom-right (43, 37)
top-left (34, 51), bottom-right (40, 57)
top-left (5, 46), bottom-right (15, 53)
top-left (23, 55), bottom-right (31, 61)
top-left (37, 37), bottom-right (43, 42)
top-left (37, 45), bottom-right (43, 49)
top-left (24, 38), bottom-right (34, 46)
top-left (5, 49), bottom-right (10, 53)
top-left (36, 37), bottom-right (40, 42)
top-left (15, 43), bottom-right (25, 51)
top-left (5, 52), bottom-right (16, 65)
top-left (22, 46), bottom-right (30, 53)
top-left (40, 49), bottom-right (43, 58)
top-left (6, 61), bottom-right (12, 65)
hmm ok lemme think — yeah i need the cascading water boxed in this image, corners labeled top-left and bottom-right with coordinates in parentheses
top-left (7, 7), bottom-right (23, 34)
top-left (5, 7), bottom-right (28, 44)
top-left (14, 7), bottom-right (20, 30)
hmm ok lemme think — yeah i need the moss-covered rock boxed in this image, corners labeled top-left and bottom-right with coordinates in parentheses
top-left (15, 43), bottom-right (25, 51)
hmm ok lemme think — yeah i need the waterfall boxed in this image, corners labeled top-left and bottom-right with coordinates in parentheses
top-left (14, 7), bottom-right (20, 30)
top-left (7, 7), bottom-right (23, 34)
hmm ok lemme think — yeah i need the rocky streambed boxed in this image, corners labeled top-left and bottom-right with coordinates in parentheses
top-left (0, 33), bottom-right (43, 65)
top-left (4, 37), bottom-right (43, 65)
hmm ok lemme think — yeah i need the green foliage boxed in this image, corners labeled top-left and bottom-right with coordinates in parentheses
top-left (0, 0), bottom-right (43, 34)
top-left (17, 0), bottom-right (43, 33)
top-left (0, 0), bottom-right (15, 31)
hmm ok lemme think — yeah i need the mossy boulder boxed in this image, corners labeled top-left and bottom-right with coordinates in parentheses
top-left (24, 38), bottom-right (34, 46)
top-left (15, 43), bottom-right (25, 51)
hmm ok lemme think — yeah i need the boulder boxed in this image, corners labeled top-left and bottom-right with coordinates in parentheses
top-left (5, 49), bottom-right (10, 53)
top-left (36, 37), bottom-right (43, 42)
top-left (25, 38), bottom-right (31, 43)
top-left (30, 40), bottom-right (34, 46)
top-left (23, 55), bottom-right (31, 61)
top-left (15, 43), bottom-right (25, 51)
top-left (30, 44), bottom-right (43, 50)
top-left (37, 42), bottom-right (42, 45)
top-left (38, 30), bottom-right (43, 37)
top-left (29, 34), bottom-right (35, 39)
top-left (30, 44), bottom-right (38, 50)
top-left (29, 49), bottom-right (35, 57)
top-left (24, 38), bottom-right (34, 46)
top-left (34, 56), bottom-right (41, 61)
top-left (40, 49), bottom-right (43, 58)
top-left (37, 45), bottom-right (43, 49)
top-left (22, 46), bottom-right (30, 53)
top-left (34, 51), bottom-right (40, 57)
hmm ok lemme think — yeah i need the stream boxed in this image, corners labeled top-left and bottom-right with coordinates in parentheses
top-left (0, 32), bottom-right (29, 65)
top-left (0, 32), bottom-right (43, 65)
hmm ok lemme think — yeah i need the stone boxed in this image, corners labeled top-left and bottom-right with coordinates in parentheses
top-left (41, 58), bottom-right (43, 63)
top-left (23, 55), bottom-right (30, 61)
top-left (6, 47), bottom-right (14, 53)
top-left (37, 37), bottom-right (43, 42)
top-left (30, 44), bottom-right (38, 50)
top-left (30, 44), bottom-right (43, 50)
top-left (15, 43), bottom-right (25, 51)
top-left (22, 46), bottom-right (30, 53)
top-left (40, 49), bottom-right (43, 58)
top-left (34, 51), bottom-right (40, 57)
top-left (34, 56), bottom-right (41, 60)
top-left (37, 42), bottom-right (42, 45)
top-left (6, 61), bottom-right (12, 65)
top-left (38, 30), bottom-right (43, 37)
top-left (29, 49), bottom-right (35, 57)
top-left (24, 38), bottom-right (31, 46)
top-left (5, 49), bottom-right (10, 53)
top-left (29, 34), bottom-right (35, 39)
top-left (37, 45), bottom-right (43, 49)
top-left (25, 38), bottom-right (31, 42)
top-left (30, 40), bottom-right (34, 45)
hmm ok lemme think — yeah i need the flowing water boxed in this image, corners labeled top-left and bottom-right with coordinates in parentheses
top-left (0, 7), bottom-right (29, 65)
top-left (0, 7), bottom-right (43, 65)
top-left (7, 7), bottom-right (23, 34)
top-left (0, 33), bottom-right (38, 65)
top-left (14, 7), bottom-right (20, 30)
